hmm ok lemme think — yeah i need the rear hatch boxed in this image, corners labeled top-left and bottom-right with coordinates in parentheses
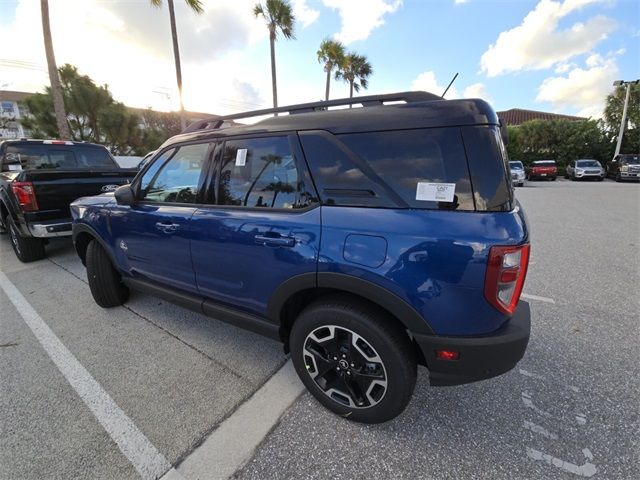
top-left (533, 162), bottom-right (556, 175)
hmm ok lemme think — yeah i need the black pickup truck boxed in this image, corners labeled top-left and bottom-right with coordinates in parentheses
top-left (0, 139), bottom-right (136, 262)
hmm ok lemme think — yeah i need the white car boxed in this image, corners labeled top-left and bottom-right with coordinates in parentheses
top-left (565, 159), bottom-right (604, 181)
top-left (509, 160), bottom-right (525, 187)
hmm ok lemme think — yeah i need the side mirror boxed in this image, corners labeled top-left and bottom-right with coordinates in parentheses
top-left (114, 184), bottom-right (135, 206)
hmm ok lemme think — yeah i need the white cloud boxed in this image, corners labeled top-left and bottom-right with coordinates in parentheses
top-left (463, 83), bottom-right (491, 102)
top-left (292, 0), bottom-right (320, 28)
top-left (454, 0), bottom-right (470, 4)
top-left (535, 54), bottom-right (619, 118)
top-left (411, 71), bottom-right (459, 98)
top-left (0, 0), bottom-right (275, 115)
top-left (323, 0), bottom-right (402, 44)
top-left (480, 0), bottom-right (615, 77)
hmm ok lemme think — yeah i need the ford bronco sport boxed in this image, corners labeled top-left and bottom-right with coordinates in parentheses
top-left (71, 92), bottom-right (531, 423)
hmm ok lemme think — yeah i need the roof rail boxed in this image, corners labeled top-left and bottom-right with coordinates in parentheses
top-left (182, 91), bottom-right (441, 134)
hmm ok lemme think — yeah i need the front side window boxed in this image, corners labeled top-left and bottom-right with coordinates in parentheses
top-left (139, 143), bottom-right (209, 204)
top-left (218, 136), bottom-right (311, 209)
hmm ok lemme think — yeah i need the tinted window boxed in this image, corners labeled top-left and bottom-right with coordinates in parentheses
top-left (461, 126), bottom-right (512, 212)
top-left (218, 136), bottom-right (313, 209)
top-left (338, 128), bottom-right (474, 210)
top-left (3, 144), bottom-right (115, 171)
top-left (140, 143), bottom-right (209, 204)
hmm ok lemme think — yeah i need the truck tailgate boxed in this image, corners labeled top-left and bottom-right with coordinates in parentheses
top-left (25, 169), bottom-right (135, 218)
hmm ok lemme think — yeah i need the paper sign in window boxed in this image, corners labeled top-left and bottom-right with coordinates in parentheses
top-left (416, 182), bottom-right (456, 202)
top-left (235, 149), bottom-right (247, 166)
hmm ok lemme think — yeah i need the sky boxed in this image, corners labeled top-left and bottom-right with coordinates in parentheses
top-left (0, 0), bottom-right (638, 118)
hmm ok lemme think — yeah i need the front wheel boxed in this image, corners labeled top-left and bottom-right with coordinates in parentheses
top-left (290, 296), bottom-right (417, 423)
top-left (615, 172), bottom-right (622, 182)
top-left (86, 239), bottom-right (129, 307)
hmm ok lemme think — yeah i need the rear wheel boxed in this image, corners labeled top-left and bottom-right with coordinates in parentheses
top-left (290, 296), bottom-right (417, 423)
top-left (86, 239), bottom-right (129, 307)
top-left (7, 216), bottom-right (45, 263)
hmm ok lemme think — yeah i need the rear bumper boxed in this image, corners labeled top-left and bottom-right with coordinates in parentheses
top-left (27, 219), bottom-right (72, 237)
top-left (414, 301), bottom-right (531, 386)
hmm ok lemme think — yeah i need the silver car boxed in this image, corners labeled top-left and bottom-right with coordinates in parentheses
top-left (509, 160), bottom-right (525, 187)
top-left (565, 159), bottom-right (604, 181)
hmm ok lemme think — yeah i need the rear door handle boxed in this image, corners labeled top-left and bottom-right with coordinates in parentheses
top-left (255, 234), bottom-right (295, 247)
top-left (155, 222), bottom-right (179, 234)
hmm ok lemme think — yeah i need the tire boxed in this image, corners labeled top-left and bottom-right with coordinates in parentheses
top-left (615, 172), bottom-right (622, 183)
top-left (7, 216), bottom-right (45, 263)
top-left (86, 239), bottom-right (129, 307)
top-left (290, 296), bottom-right (417, 424)
top-left (597, 177), bottom-right (604, 182)
top-left (551, 176), bottom-right (556, 181)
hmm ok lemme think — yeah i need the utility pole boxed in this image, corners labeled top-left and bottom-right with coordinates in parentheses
top-left (612, 79), bottom-right (639, 158)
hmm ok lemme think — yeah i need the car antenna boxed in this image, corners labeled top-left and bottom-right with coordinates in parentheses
top-left (441, 73), bottom-right (459, 98)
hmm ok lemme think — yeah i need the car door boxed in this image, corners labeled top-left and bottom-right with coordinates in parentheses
top-left (109, 142), bottom-right (212, 293)
top-left (190, 134), bottom-right (321, 317)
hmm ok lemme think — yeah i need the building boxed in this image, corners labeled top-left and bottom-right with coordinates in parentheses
top-left (497, 108), bottom-right (586, 126)
top-left (0, 90), bottom-right (31, 139)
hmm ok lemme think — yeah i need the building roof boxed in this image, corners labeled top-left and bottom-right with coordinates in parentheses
top-left (497, 108), bottom-right (586, 126)
top-left (0, 90), bottom-right (32, 103)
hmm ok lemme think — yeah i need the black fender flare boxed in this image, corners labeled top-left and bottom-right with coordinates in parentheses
top-left (267, 271), bottom-right (435, 335)
top-left (72, 223), bottom-right (120, 269)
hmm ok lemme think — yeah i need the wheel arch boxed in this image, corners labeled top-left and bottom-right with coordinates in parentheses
top-left (268, 272), bottom-right (434, 364)
top-left (73, 223), bottom-right (117, 268)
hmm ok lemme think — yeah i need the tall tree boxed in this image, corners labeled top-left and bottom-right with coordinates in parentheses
top-left (254, 0), bottom-right (295, 110)
top-left (317, 38), bottom-right (345, 101)
top-left (336, 53), bottom-right (373, 103)
top-left (150, 0), bottom-right (204, 131)
top-left (40, 0), bottom-right (71, 140)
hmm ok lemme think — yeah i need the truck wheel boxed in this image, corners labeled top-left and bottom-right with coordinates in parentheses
top-left (290, 296), bottom-right (417, 424)
top-left (7, 216), bottom-right (45, 263)
top-left (86, 239), bottom-right (129, 307)
top-left (615, 172), bottom-right (622, 182)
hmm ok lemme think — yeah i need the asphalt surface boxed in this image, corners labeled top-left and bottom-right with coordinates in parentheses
top-left (1, 178), bottom-right (638, 479)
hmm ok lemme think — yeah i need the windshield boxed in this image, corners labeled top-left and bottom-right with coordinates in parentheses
top-left (509, 161), bottom-right (524, 170)
top-left (3, 144), bottom-right (116, 171)
top-left (577, 160), bottom-right (601, 168)
top-left (619, 155), bottom-right (640, 165)
top-left (534, 161), bottom-right (556, 167)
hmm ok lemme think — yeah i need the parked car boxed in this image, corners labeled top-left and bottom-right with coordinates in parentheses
top-left (0, 139), bottom-right (136, 262)
top-left (606, 154), bottom-right (640, 182)
top-left (71, 92), bottom-right (531, 423)
top-left (565, 159), bottom-right (604, 181)
top-left (509, 160), bottom-right (525, 187)
top-left (526, 160), bottom-right (557, 181)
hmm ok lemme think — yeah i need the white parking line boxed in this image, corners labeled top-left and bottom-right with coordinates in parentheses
top-left (162, 360), bottom-right (304, 480)
top-left (0, 271), bottom-right (175, 480)
top-left (522, 293), bottom-right (556, 304)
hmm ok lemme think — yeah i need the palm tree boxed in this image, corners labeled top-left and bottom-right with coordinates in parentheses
top-left (40, 0), bottom-right (71, 139)
top-left (151, 0), bottom-right (204, 131)
top-left (336, 53), bottom-right (373, 104)
top-left (254, 0), bottom-right (295, 111)
top-left (317, 39), bottom-right (345, 101)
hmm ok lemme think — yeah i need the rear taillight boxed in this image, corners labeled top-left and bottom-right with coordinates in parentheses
top-left (11, 182), bottom-right (39, 212)
top-left (484, 244), bottom-right (530, 315)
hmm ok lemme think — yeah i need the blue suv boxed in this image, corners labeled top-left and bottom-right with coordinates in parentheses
top-left (71, 92), bottom-right (531, 423)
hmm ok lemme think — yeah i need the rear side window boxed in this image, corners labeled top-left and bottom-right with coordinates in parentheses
top-left (461, 126), bottom-right (512, 211)
top-left (218, 136), bottom-right (314, 209)
top-left (3, 144), bottom-right (115, 170)
top-left (139, 143), bottom-right (210, 204)
top-left (338, 128), bottom-right (474, 210)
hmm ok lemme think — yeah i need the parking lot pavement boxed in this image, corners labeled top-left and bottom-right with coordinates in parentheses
top-left (0, 235), bottom-right (286, 479)
top-left (237, 179), bottom-right (640, 480)
top-left (1, 179), bottom-right (638, 480)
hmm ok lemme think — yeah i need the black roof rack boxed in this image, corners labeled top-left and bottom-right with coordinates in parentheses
top-left (182, 91), bottom-right (441, 134)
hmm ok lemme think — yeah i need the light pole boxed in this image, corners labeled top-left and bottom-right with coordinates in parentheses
top-left (612, 79), bottom-right (639, 158)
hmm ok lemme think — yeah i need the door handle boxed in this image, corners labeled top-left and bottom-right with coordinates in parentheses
top-left (255, 234), bottom-right (295, 247)
top-left (155, 222), bottom-right (179, 234)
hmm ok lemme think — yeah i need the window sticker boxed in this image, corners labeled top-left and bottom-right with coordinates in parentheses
top-left (235, 148), bottom-right (247, 166)
top-left (416, 182), bottom-right (456, 202)
top-left (8, 164), bottom-right (23, 171)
